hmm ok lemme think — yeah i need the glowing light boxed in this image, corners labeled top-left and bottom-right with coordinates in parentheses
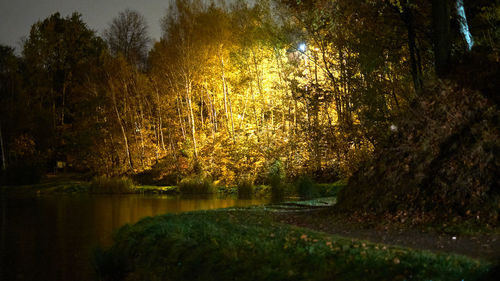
top-left (298, 43), bottom-right (306, 52)
top-left (456, 0), bottom-right (474, 51)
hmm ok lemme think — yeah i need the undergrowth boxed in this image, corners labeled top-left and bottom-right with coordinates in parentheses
top-left (178, 174), bottom-right (216, 194)
top-left (237, 175), bottom-right (254, 198)
top-left (88, 176), bottom-right (135, 194)
top-left (339, 80), bottom-right (500, 225)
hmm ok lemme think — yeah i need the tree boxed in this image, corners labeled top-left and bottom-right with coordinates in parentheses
top-left (104, 9), bottom-right (150, 68)
top-left (23, 12), bottom-right (104, 126)
top-left (432, 0), bottom-right (452, 77)
top-left (0, 45), bottom-right (20, 171)
top-left (22, 12), bottom-right (105, 170)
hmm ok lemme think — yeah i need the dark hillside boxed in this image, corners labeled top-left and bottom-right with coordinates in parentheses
top-left (337, 56), bottom-right (500, 224)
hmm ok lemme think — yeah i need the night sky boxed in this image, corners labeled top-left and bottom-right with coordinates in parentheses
top-left (0, 0), bottom-right (168, 50)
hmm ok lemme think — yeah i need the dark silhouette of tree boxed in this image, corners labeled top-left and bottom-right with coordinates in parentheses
top-left (0, 45), bottom-right (20, 171)
top-left (23, 12), bottom-right (104, 127)
top-left (21, 12), bottom-right (105, 172)
top-left (104, 9), bottom-right (150, 68)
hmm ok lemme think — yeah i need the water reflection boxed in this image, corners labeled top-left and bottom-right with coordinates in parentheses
top-left (0, 193), bottom-right (268, 281)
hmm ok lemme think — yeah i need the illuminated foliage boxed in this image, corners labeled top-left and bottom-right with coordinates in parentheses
top-left (1, 0), bottom-right (496, 188)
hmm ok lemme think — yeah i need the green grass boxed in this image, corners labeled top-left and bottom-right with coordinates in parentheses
top-left (317, 180), bottom-right (346, 197)
top-left (135, 185), bottom-right (179, 195)
top-left (216, 185), bottom-right (272, 198)
top-left (94, 208), bottom-right (491, 281)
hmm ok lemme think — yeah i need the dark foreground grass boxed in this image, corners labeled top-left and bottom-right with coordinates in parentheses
top-left (94, 209), bottom-right (491, 281)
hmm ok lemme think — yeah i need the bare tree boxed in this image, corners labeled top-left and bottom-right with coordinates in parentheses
top-left (104, 9), bottom-right (150, 68)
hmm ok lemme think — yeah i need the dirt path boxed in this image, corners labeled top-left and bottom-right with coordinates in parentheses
top-left (272, 208), bottom-right (500, 261)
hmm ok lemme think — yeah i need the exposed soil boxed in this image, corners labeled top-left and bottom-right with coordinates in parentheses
top-left (272, 208), bottom-right (500, 262)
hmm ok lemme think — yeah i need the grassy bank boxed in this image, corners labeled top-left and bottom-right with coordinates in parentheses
top-left (94, 209), bottom-right (491, 281)
top-left (88, 176), bottom-right (179, 195)
top-left (0, 175), bottom-right (90, 194)
top-left (0, 176), bottom-right (179, 195)
top-left (1, 174), bottom-right (345, 199)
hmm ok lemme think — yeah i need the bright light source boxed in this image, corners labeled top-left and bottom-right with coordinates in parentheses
top-left (298, 43), bottom-right (306, 52)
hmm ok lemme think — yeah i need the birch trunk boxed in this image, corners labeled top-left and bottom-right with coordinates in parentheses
top-left (110, 82), bottom-right (134, 171)
top-left (0, 123), bottom-right (6, 170)
top-left (185, 81), bottom-right (198, 158)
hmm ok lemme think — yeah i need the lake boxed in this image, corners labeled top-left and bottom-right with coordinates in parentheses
top-left (0, 193), bottom-right (269, 281)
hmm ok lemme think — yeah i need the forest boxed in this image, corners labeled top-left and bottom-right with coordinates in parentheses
top-left (1, 0), bottom-right (500, 280)
top-left (1, 0), bottom-right (499, 217)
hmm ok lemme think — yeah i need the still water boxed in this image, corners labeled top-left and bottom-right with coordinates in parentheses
top-left (0, 193), bottom-right (268, 281)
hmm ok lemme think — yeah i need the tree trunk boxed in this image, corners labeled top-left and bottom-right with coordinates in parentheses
top-left (0, 123), bottom-right (6, 171)
top-left (220, 51), bottom-right (229, 125)
top-left (220, 50), bottom-right (235, 141)
top-left (110, 83), bottom-right (134, 171)
top-left (246, 62), bottom-right (259, 133)
top-left (135, 87), bottom-right (146, 169)
top-left (61, 81), bottom-right (67, 125)
top-left (107, 124), bottom-right (119, 173)
top-left (204, 86), bottom-right (217, 134)
top-left (432, 0), bottom-right (451, 77)
top-left (185, 81), bottom-right (198, 158)
top-left (227, 87), bottom-right (236, 142)
top-left (200, 95), bottom-right (204, 129)
top-left (456, 0), bottom-right (474, 50)
top-left (176, 93), bottom-right (186, 140)
top-left (154, 83), bottom-right (167, 152)
top-left (402, 6), bottom-right (423, 93)
top-left (137, 112), bottom-right (146, 169)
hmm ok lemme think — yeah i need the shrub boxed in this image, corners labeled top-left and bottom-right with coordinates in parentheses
top-left (237, 175), bottom-right (254, 198)
top-left (317, 180), bottom-right (347, 197)
top-left (89, 176), bottom-right (135, 194)
top-left (1, 161), bottom-right (44, 185)
top-left (92, 247), bottom-right (130, 281)
top-left (132, 155), bottom-right (181, 186)
top-left (313, 165), bottom-right (342, 183)
top-left (295, 176), bottom-right (320, 200)
top-left (178, 174), bottom-right (215, 194)
top-left (268, 160), bottom-right (286, 201)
